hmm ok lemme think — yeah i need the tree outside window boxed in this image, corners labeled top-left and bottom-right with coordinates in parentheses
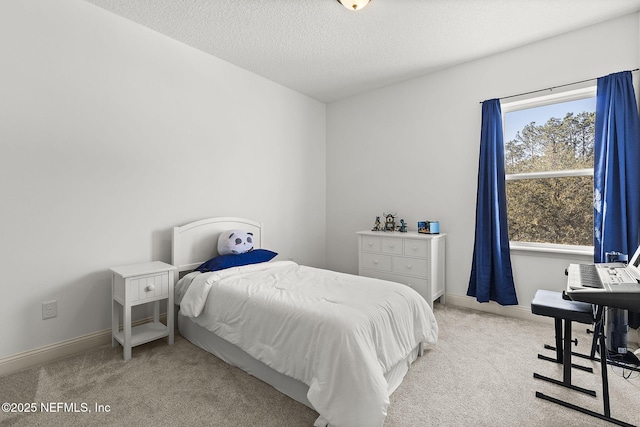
top-left (503, 89), bottom-right (596, 247)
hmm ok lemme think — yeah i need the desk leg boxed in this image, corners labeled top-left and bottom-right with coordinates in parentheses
top-left (563, 320), bottom-right (572, 385)
top-left (599, 330), bottom-right (611, 417)
top-left (554, 318), bottom-right (563, 363)
top-left (590, 305), bottom-right (604, 359)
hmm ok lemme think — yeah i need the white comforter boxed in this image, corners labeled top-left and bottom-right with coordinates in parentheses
top-left (177, 261), bottom-right (438, 427)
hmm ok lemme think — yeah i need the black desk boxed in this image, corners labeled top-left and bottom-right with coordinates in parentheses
top-left (562, 277), bottom-right (640, 427)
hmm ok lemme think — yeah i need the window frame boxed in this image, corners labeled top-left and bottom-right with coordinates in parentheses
top-left (501, 85), bottom-right (597, 254)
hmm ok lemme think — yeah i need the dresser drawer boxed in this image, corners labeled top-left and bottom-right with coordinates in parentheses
top-left (360, 269), bottom-right (404, 286)
top-left (129, 272), bottom-right (169, 303)
top-left (361, 269), bottom-right (429, 294)
top-left (381, 237), bottom-right (403, 255)
top-left (360, 252), bottom-right (392, 272)
top-left (404, 239), bottom-right (429, 258)
top-left (392, 256), bottom-right (428, 278)
top-left (399, 276), bottom-right (429, 296)
top-left (361, 235), bottom-right (381, 252)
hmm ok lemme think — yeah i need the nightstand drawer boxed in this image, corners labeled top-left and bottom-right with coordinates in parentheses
top-left (404, 239), bottom-right (429, 258)
top-left (130, 272), bottom-right (169, 302)
top-left (392, 256), bottom-right (428, 278)
top-left (360, 252), bottom-right (392, 272)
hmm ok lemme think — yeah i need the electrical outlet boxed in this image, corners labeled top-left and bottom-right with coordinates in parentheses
top-left (42, 300), bottom-right (57, 320)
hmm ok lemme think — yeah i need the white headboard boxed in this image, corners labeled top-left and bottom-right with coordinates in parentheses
top-left (172, 217), bottom-right (262, 274)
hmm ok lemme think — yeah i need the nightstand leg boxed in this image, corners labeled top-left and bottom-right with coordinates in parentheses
top-left (168, 298), bottom-right (174, 346)
top-left (111, 300), bottom-right (118, 347)
top-left (153, 300), bottom-right (160, 323)
top-left (123, 303), bottom-right (131, 360)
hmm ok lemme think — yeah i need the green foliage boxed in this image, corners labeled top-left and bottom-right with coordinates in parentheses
top-left (505, 111), bottom-right (595, 246)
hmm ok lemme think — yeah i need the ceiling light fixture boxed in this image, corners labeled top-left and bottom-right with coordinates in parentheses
top-left (336, 0), bottom-right (371, 11)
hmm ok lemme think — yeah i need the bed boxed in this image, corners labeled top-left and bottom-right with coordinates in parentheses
top-left (172, 217), bottom-right (438, 427)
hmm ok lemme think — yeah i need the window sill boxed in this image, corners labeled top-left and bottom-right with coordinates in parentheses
top-left (509, 242), bottom-right (593, 257)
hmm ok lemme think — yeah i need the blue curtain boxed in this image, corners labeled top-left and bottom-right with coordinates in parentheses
top-left (593, 71), bottom-right (640, 263)
top-left (467, 99), bottom-right (519, 305)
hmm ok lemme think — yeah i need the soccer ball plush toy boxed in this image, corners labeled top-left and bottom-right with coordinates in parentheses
top-left (218, 229), bottom-right (255, 255)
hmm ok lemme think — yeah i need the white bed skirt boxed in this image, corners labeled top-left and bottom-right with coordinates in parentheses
top-left (178, 310), bottom-right (420, 413)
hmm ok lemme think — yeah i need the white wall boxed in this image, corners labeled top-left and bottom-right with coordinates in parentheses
top-left (2, 1), bottom-right (637, 363)
top-left (0, 0), bottom-right (326, 359)
top-left (326, 14), bottom-right (640, 315)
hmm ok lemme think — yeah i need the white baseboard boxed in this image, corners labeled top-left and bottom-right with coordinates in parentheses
top-left (444, 293), bottom-right (542, 323)
top-left (0, 315), bottom-right (168, 378)
top-left (443, 294), bottom-right (640, 342)
top-left (0, 329), bottom-right (112, 378)
top-left (442, 294), bottom-right (591, 334)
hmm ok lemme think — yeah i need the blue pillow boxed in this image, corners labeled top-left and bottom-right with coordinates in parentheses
top-left (195, 249), bottom-right (278, 272)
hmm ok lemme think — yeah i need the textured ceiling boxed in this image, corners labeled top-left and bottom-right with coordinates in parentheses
top-left (84, 0), bottom-right (640, 103)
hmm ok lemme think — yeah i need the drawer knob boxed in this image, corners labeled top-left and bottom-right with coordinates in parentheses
top-left (389, 244), bottom-right (395, 248)
top-left (145, 285), bottom-right (155, 292)
top-left (407, 265), bottom-right (412, 269)
top-left (368, 242), bottom-right (373, 247)
top-left (413, 246), bottom-right (418, 251)
top-left (373, 260), bottom-right (379, 264)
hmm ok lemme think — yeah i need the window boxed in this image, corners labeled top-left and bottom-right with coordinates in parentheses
top-left (502, 87), bottom-right (596, 247)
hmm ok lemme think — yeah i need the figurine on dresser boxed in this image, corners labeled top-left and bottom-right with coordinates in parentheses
top-left (372, 216), bottom-right (382, 231)
top-left (383, 213), bottom-right (396, 231)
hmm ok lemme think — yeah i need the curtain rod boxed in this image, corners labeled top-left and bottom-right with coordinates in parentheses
top-left (479, 68), bottom-right (640, 104)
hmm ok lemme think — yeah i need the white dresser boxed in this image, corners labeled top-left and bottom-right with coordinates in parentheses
top-left (357, 230), bottom-right (446, 307)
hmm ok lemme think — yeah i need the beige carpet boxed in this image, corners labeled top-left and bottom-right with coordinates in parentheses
top-left (1, 304), bottom-right (639, 427)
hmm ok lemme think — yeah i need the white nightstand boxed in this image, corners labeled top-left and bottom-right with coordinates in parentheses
top-left (110, 261), bottom-right (176, 360)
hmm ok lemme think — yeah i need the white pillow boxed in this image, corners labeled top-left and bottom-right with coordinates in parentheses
top-left (217, 229), bottom-right (255, 255)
